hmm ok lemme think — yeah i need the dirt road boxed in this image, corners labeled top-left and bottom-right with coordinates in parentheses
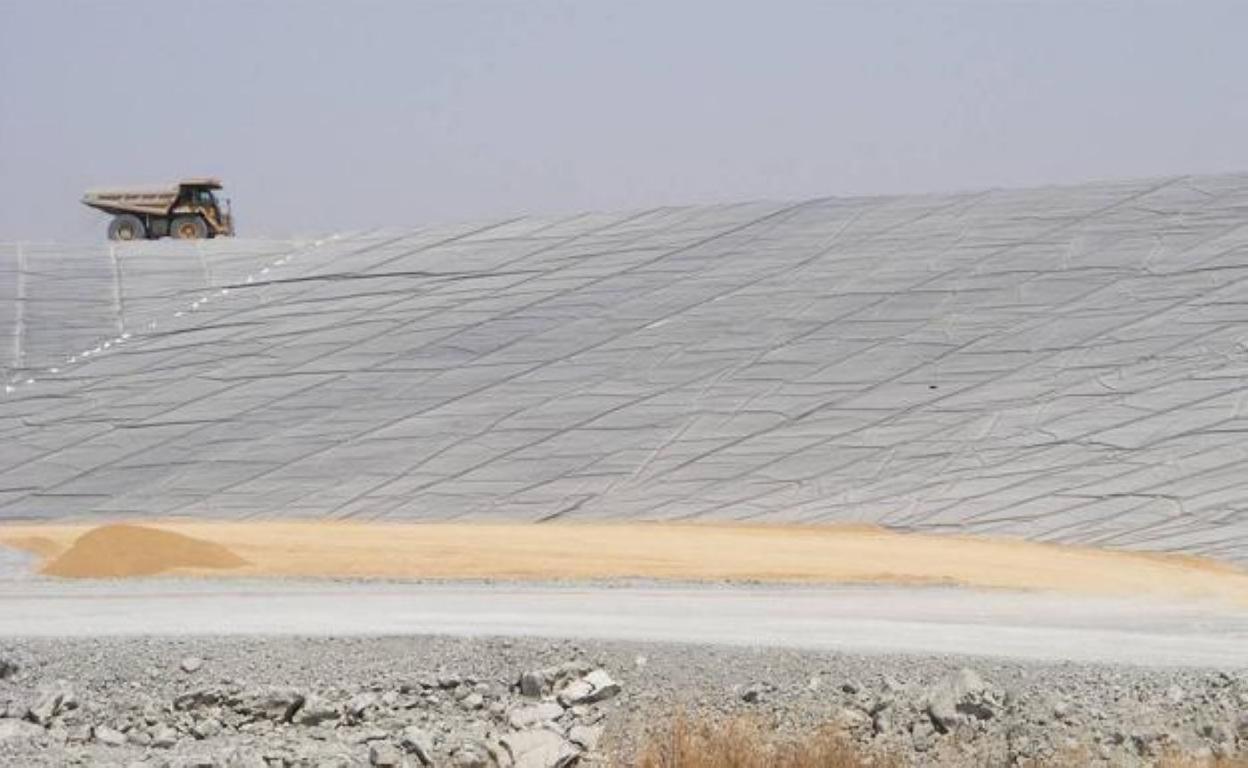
top-left (3, 580), bottom-right (1246, 667)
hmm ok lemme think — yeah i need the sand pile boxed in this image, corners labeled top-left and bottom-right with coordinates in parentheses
top-left (40, 524), bottom-right (248, 578)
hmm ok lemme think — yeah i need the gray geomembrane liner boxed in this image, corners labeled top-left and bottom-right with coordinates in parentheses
top-left (1, 174), bottom-right (1247, 563)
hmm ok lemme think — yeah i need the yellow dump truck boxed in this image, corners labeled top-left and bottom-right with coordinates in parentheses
top-left (82, 178), bottom-right (235, 241)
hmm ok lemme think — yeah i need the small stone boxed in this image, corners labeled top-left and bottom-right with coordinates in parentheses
top-left (568, 724), bottom-right (602, 751)
top-left (192, 717), bottom-right (223, 739)
top-left (151, 723), bottom-right (179, 748)
top-left (180, 656), bottom-right (204, 673)
top-left (294, 694), bottom-right (339, 726)
top-left (873, 708), bottom-right (893, 736)
top-left (460, 692), bottom-right (485, 710)
top-left (925, 667), bottom-right (997, 734)
top-left (345, 727), bottom-right (390, 746)
top-left (834, 706), bottom-right (869, 731)
top-left (509, 702), bottom-right (565, 729)
top-left (519, 671), bottom-right (544, 698)
top-left (175, 688), bottom-right (225, 711)
top-left (221, 749), bottom-right (268, 768)
top-left (1052, 699), bottom-right (1071, 721)
top-left (1008, 728), bottom-right (1035, 763)
top-left (453, 741), bottom-right (492, 768)
top-left (0, 658), bottom-right (18, 680)
top-left (347, 692), bottom-right (379, 719)
top-left (369, 742), bottom-right (404, 767)
top-left (399, 726), bottom-right (434, 766)
top-left (231, 686), bottom-right (305, 723)
top-left (128, 728), bottom-right (153, 746)
top-left (911, 719), bottom-right (936, 752)
top-left (438, 673), bottom-right (462, 689)
top-left (95, 725), bottom-right (127, 747)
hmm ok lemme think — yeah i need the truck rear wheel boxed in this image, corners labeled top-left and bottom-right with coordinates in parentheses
top-left (107, 215), bottom-right (146, 241)
top-left (170, 215), bottom-right (208, 240)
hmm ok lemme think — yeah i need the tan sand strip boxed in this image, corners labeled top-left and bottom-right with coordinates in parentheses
top-left (2, 521), bottom-right (1246, 605)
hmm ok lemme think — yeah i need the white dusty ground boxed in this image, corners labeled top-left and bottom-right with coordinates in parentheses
top-left (0, 546), bottom-right (34, 581)
top-left (2, 579), bottom-right (1246, 668)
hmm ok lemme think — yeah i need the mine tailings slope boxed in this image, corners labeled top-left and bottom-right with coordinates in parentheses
top-left (1, 174), bottom-right (1248, 565)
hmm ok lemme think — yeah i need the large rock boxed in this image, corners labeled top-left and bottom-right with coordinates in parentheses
top-left (220, 750), bottom-right (269, 768)
top-left (832, 706), bottom-right (870, 733)
top-left (192, 717), bottom-right (223, 739)
top-left (568, 724), bottom-right (602, 751)
top-left (502, 729), bottom-right (580, 768)
top-left (519, 671), bottom-right (544, 698)
top-left (509, 702), bottom-right (565, 730)
top-left (230, 686), bottom-right (305, 723)
top-left (925, 668), bottom-right (999, 734)
top-left (347, 691), bottom-right (380, 720)
top-left (294, 694), bottom-right (339, 726)
top-left (174, 687), bottom-right (226, 711)
top-left (0, 719), bottom-right (42, 743)
top-left (399, 725), bottom-right (435, 766)
top-left (518, 662), bottom-right (592, 699)
top-left (452, 740), bottom-right (495, 768)
top-left (369, 742), bottom-right (405, 767)
top-left (25, 680), bottom-right (74, 725)
top-left (556, 670), bottom-right (620, 707)
top-left (151, 723), bottom-right (180, 748)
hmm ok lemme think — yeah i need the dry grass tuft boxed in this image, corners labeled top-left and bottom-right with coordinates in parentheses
top-left (617, 713), bottom-right (1247, 768)
top-left (1156, 756), bottom-right (1248, 768)
top-left (622, 713), bottom-right (899, 768)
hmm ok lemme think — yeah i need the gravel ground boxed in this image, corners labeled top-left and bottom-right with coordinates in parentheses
top-left (1, 635), bottom-right (1245, 767)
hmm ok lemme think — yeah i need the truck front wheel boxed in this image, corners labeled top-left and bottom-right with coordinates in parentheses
top-left (108, 215), bottom-right (146, 241)
top-left (170, 215), bottom-right (208, 240)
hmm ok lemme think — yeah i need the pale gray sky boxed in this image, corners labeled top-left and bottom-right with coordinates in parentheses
top-left (2, 0), bottom-right (1246, 241)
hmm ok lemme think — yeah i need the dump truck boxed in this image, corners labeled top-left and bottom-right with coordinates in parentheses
top-left (82, 178), bottom-right (235, 241)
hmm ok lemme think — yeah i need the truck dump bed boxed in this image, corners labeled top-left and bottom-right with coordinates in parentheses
top-left (82, 185), bottom-right (180, 216)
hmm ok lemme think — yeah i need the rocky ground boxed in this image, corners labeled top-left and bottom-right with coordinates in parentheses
top-left (0, 636), bottom-right (1245, 767)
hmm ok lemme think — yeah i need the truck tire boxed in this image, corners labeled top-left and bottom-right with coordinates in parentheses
top-left (170, 215), bottom-right (208, 240)
top-left (108, 215), bottom-right (146, 241)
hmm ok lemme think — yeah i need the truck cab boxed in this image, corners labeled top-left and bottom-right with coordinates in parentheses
top-left (170, 180), bottom-right (234, 239)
